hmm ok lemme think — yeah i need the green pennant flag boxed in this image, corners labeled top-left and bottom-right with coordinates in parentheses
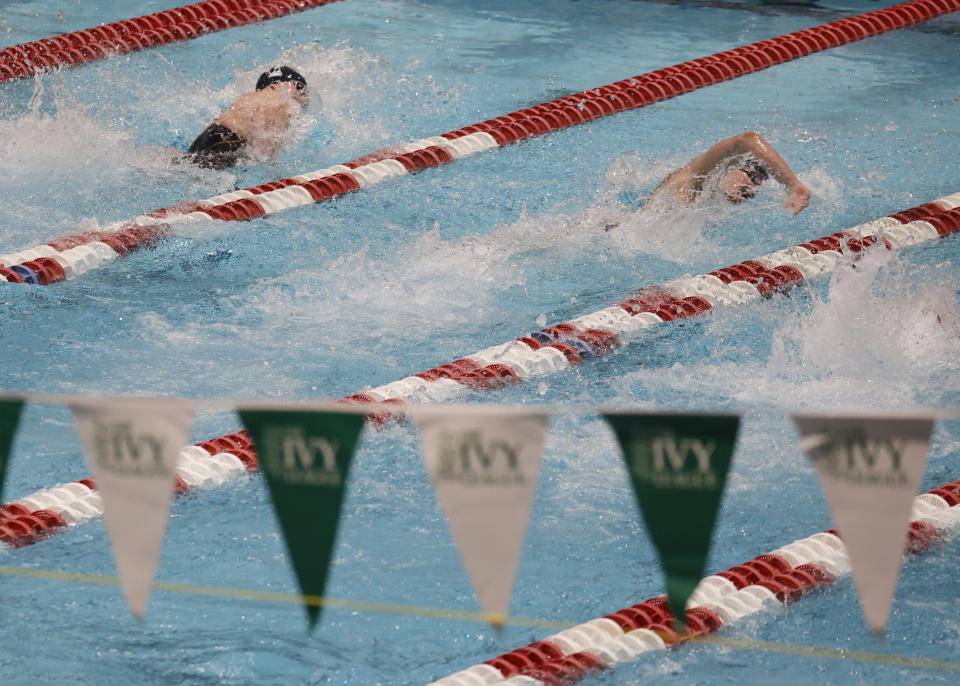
top-left (238, 408), bottom-right (366, 631)
top-left (0, 399), bottom-right (25, 504)
top-left (603, 412), bottom-right (739, 632)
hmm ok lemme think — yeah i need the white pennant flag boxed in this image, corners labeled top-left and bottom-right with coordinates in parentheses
top-left (412, 406), bottom-right (549, 627)
top-left (71, 397), bottom-right (195, 620)
top-left (793, 413), bottom-right (934, 636)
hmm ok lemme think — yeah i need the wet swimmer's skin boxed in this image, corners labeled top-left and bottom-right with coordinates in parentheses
top-left (186, 65), bottom-right (310, 170)
top-left (660, 131), bottom-right (811, 213)
top-left (605, 132), bottom-right (811, 229)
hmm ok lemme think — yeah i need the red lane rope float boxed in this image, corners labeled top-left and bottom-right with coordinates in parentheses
top-left (0, 0), bottom-right (344, 83)
top-left (0, 430), bottom-right (258, 547)
top-left (2, 194), bottom-right (957, 546)
top-left (427, 483), bottom-right (960, 686)
top-left (2, 0), bottom-right (956, 285)
top-left (343, 192), bottom-right (960, 405)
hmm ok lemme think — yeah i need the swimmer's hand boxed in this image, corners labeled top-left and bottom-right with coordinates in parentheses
top-left (785, 183), bottom-right (811, 216)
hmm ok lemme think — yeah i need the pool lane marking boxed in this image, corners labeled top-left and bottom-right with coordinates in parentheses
top-left (0, 0), bottom-right (344, 84)
top-left (2, 0), bottom-right (957, 285)
top-left (691, 636), bottom-right (960, 674)
top-left (2, 564), bottom-right (960, 674)
top-left (0, 563), bottom-right (568, 631)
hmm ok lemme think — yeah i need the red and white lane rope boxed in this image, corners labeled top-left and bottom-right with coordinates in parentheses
top-left (0, 429), bottom-right (257, 547)
top-left (2, 0), bottom-right (956, 286)
top-left (342, 193), bottom-right (960, 405)
top-left (1, 195), bottom-right (957, 548)
top-left (0, 0), bottom-right (343, 84)
top-left (426, 480), bottom-right (960, 686)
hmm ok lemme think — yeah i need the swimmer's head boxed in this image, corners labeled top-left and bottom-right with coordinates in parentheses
top-left (256, 65), bottom-right (308, 104)
top-left (720, 159), bottom-right (769, 203)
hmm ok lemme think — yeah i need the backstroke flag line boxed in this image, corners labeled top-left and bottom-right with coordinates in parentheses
top-left (0, 399), bottom-right (25, 503)
top-left (793, 414), bottom-right (934, 636)
top-left (238, 407), bottom-right (366, 631)
top-left (412, 406), bottom-right (550, 628)
top-left (603, 412), bottom-right (739, 631)
top-left (71, 397), bottom-right (195, 620)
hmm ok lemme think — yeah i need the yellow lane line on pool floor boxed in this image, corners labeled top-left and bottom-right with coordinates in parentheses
top-left (691, 636), bottom-right (960, 673)
top-left (0, 564), bottom-right (568, 631)
top-left (3, 563), bottom-right (960, 673)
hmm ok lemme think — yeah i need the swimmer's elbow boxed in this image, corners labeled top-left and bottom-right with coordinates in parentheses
top-left (735, 131), bottom-right (768, 152)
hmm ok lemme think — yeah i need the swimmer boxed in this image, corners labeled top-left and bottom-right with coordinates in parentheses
top-left (652, 131), bottom-right (811, 215)
top-left (186, 66), bottom-right (309, 170)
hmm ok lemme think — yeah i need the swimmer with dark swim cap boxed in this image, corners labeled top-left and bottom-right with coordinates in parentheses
top-left (255, 65), bottom-right (308, 93)
top-left (650, 131), bottom-right (810, 215)
top-left (187, 65), bottom-right (310, 170)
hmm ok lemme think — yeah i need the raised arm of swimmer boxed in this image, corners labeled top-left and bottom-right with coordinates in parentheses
top-left (657, 132), bottom-right (811, 215)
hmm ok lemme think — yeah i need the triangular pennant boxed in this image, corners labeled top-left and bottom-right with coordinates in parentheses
top-left (71, 397), bottom-right (194, 620)
top-left (603, 412), bottom-right (739, 631)
top-left (412, 406), bottom-right (549, 629)
top-left (793, 414), bottom-right (934, 636)
top-left (238, 407), bottom-right (365, 631)
top-left (0, 398), bottom-right (25, 503)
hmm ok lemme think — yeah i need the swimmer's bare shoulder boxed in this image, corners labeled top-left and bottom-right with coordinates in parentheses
top-left (648, 167), bottom-right (698, 205)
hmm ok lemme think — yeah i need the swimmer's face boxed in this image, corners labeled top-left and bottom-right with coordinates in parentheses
top-left (276, 80), bottom-right (309, 106)
top-left (720, 169), bottom-right (761, 204)
top-left (294, 85), bottom-right (309, 106)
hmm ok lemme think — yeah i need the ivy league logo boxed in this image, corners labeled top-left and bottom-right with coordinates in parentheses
top-left (436, 430), bottom-right (526, 486)
top-left (816, 429), bottom-right (907, 487)
top-left (93, 421), bottom-right (170, 478)
top-left (630, 433), bottom-right (718, 489)
top-left (263, 426), bottom-right (342, 487)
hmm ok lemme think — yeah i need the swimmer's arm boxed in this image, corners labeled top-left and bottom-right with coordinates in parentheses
top-left (686, 132), bottom-right (783, 179)
top-left (652, 133), bottom-right (768, 203)
top-left (689, 131), bottom-right (810, 213)
top-left (710, 133), bottom-right (807, 187)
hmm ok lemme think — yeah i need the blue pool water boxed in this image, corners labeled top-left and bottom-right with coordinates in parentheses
top-left (2, 1), bottom-right (960, 684)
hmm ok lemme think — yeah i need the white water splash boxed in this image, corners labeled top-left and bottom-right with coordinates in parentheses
top-left (0, 74), bottom-right (137, 176)
top-left (767, 248), bottom-right (960, 404)
top-left (615, 247), bottom-right (960, 410)
top-left (237, 221), bottom-right (525, 342)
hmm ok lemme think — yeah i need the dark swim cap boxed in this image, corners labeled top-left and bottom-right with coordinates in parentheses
top-left (256, 65), bottom-right (307, 92)
top-left (740, 159), bottom-right (769, 185)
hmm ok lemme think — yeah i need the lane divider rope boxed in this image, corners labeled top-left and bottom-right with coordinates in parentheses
top-left (0, 429), bottom-right (257, 546)
top-left (2, 0), bottom-right (956, 286)
top-left (345, 193), bottom-right (960, 405)
top-left (426, 481), bottom-right (960, 686)
top-left (1, 194), bottom-right (957, 548)
top-left (0, 0), bottom-right (343, 84)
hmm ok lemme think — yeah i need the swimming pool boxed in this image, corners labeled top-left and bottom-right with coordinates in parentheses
top-left (1, 0), bottom-right (960, 683)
